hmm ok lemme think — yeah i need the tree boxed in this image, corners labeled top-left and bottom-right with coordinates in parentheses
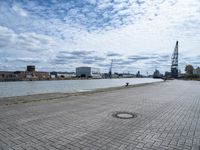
top-left (185, 64), bottom-right (194, 75)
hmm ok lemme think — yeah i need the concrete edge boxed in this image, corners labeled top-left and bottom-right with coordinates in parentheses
top-left (0, 81), bottom-right (164, 107)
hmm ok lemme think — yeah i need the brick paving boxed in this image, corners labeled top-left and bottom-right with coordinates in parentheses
top-left (0, 80), bottom-right (200, 150)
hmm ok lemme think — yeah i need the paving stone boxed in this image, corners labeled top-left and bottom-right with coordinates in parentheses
top-left (0, 80), bottom-right (200, 150)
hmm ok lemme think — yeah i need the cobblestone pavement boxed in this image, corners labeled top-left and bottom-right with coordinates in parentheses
top-left (0, 80), bottom-right (200, 150)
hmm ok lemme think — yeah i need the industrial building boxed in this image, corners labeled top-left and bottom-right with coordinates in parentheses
top-left (50, 72), bottom-right (76, 79)
top-left (153, 69), bottom-right (163, 78)
top-left (0, 66), bottom-right (50, 81)
top-left (27, 65), bottom-right (35, 72)
top-left (76, 67), bottom-right (101, 78)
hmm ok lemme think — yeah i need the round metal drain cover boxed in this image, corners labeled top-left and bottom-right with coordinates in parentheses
top-left (112, 111), bottom-right (137, 119)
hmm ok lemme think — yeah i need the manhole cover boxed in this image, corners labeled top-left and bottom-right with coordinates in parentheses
top-left (112, 111), bottom-right (137, 119)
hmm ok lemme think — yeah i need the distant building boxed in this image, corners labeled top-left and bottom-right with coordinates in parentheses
top-left (122, 73), bottom-right (135, 78)
top-left (0, 66), bottom-right (50, 81)
top-left (76, 67), bottom-right (101, 78)
top-left (50, 72), bottom-right (76, 78)
top-left (153, 69), bottom-right (163, 78)
top-left (15, 71), bottom-right (49, 80)
top-left (50, 71), bottom-right (58, 78)
top-left (112, 73), bottom-right (119, 78)
top-left (26, 71), bottom-right (49, 80)
top-left (101, 73), bottom-right (110, 79)
top-left (57, 72), bottom-right (76, 78)
top-left (27, 65), bottom-right (35, 72)
top-left (0, 71), bottom-right (17, 81)
top-left (136, 71), bottom-right (142, 78)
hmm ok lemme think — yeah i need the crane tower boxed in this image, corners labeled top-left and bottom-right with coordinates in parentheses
top-left (171, 41), bottom-right (179, 78)
top-left (109, 59), bottom-right (113, 78)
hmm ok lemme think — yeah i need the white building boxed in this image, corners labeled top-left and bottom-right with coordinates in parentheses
top-left (76, 67), bottom-right (101, 78)
top-left (122, 73), bottom-right (135, 78)
top-left (50, 72), bottom-right (76, 78)
top-left (57, 72), bottom-right (76, 78)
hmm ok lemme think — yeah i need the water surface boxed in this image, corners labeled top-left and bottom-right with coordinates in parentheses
top-left (0, 78), bottom-right (162, 98)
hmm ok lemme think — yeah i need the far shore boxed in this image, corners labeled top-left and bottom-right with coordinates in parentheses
top-left (0, 81), bottom-right (163, 107)
top-left (0, 77), bottom-right (104, 82)
top-left (0, 77), bottom-right (151, 82)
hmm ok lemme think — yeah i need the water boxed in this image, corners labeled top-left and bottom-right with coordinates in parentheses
top-left (0, 78), bottom-right (162, 98)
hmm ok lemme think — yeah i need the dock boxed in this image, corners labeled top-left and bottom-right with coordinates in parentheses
top-left (0, 80), bottom-right (200, 150)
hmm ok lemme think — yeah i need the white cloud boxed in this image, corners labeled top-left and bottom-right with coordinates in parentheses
top-left (0, 26), bottom-right (57, 52)
top-left (0, 0), bottom-right (200, 73)
top-left (12, 5), bottom-right (28, 17)
top-left (0, 26), bottom-right (16, 47)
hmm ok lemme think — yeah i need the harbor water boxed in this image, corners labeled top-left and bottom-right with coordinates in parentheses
top-left (0, 78), bottom-right (162, 98)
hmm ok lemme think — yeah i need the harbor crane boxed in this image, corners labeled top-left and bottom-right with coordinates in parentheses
top-left (171, 41), bottom-right (179, 78)
top-left (109, 59), bottom-right (113, 78)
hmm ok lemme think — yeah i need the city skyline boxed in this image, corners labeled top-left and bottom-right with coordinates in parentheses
top-left (0, 0), bottom-right (200, 74)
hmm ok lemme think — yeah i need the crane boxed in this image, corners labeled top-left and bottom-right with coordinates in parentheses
top-left (109, 59), bottom-right (113, 78)
top-left (171, 41), bottom-right (179, 78)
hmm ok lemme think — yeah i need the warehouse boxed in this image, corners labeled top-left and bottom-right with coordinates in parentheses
top-left (76, 67), bottom-right (101, 78)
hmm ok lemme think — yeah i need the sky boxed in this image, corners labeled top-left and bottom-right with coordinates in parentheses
top-left (0, 0), bottom-right (200, 74)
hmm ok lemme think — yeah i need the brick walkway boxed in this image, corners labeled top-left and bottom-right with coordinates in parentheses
top-left (0, 80), bottom-right (200, 150)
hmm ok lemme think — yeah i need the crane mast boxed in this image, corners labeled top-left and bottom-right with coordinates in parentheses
top-left (171, 41), bottom-right (179, 78)
top-left (109, 59), bottom-right (113, 78)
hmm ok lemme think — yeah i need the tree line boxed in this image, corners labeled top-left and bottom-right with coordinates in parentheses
top-left (185, 64), bottom-right (200, 79)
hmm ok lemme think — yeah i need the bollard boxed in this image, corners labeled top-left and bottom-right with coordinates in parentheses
top-left (125, 82), bottom-right (129, 87)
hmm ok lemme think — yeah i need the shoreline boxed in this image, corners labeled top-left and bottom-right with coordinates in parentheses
top-left (0, 81), bottom-right (163, 107)
top-left (0, 77), bottom-right (153, 82)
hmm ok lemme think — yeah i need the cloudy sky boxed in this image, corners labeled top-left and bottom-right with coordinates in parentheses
top-left (0, 0), bottom-right (200, 74)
